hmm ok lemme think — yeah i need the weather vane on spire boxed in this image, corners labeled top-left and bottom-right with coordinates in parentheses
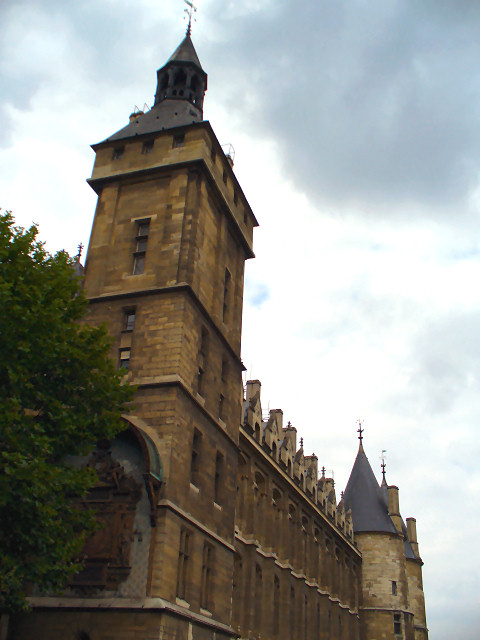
top-left (380, 449), bottom-right (387, 482)
top-left (357, 419), bottom-right (364, 444)
top-left (184, 0), bottom-right (197, 36)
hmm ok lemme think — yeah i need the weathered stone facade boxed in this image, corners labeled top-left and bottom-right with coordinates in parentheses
top-left (6, 33), bottom-right (428, 640)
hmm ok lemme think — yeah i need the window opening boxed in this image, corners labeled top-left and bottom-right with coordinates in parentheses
top-left (142, 139), bottom-right (154, 154)
top-left (392, 580), bottom-right (397, 595)
top-left (221, 358), bottom-right (228, 382)
top-left (176, 528), bottom-right (190, 599)
top-left (197, 366), bottom-right (204, 395)
top-left (173, 133), bottom-right (185, 148)
top-left (112, 146), bottom-right (124, 160)
top-left (214, 452), bottom-right (224, 504)
top-left (273, 576), bottom-right (280, 636)
top-left (190, 429), bottom-right (201, 486)
top-left (132, 219), bottom-right (150, 275)
top-left (223, 268), bottom-right (231, 321)
top-left (200, 543), bottom-right (213, 609)
top-left (394, 613), bottom-right (402, 635)
top-left (218, 393), bottom-right (225, 420)
top-left (119, 348), bottom-right (131, 369)
top-left (123, 309), bottom-right (136, 332)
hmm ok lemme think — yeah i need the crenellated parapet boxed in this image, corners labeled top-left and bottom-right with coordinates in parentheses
top-left (241, 379), bottom-right (353, 541)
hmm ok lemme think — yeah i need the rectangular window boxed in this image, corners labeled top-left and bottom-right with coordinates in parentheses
top-left (223, 268), bottom-right (231, 321)
top-left (221, 358), bottom-right (228, 382)
top-left (197, 366), bottom-right (204, 396)
top-left (123, 309), bottom-right (136, 332)
top-left (119, 348), bottom-right (131, 369)
top-left (223, 169), bottom-right (228, 184)
top-left (173, 133), bottom-right (185, 148)
top-left (176, 528), bottom-right (190, 600)
top-left (218, 394), bottom-right (225, 420)
top-left (142, 139), bottom-right (154, 154)
top-left (214, 452), bottom-right (224, 504)
top-left (132, 219), bottom-right (150, 275)
top-left (190, 429), bottom-right (201, 486)
top-left (112, 146), bottom-right (124, 160)
top-left (394, 613), bottom-right (401, 635)
top-left (392, 580), bottom-right (397, 595)
top-left (197, 328), bottom-right (208, 396)
top-left (233, 190), bottom-right (238, 205)
top-left (200, 543), bottom-right (213, 610)
top-left (200, 327), bottom-right (209, 355)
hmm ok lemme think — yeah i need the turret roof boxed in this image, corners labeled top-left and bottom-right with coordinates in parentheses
top-left (167, 35), bottom-right (203, 69)
top-left (97, 34), bottom-right (206, 144)
top-left (343, 444), bottom-right (397, 534)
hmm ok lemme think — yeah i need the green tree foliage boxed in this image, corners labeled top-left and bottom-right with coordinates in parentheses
top-left (0, 211), bottom-right (133, 613)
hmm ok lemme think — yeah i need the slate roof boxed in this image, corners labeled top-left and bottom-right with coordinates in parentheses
top-left (343, 444), bottom-right (397, 534)
top-left (167, 35), bottom-right (203, 69)
top-left (100, 100), bottom-right (203, 143)
top-left (97, 35), bottom-right (206, 144)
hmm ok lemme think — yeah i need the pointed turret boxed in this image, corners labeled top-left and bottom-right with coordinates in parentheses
top-left (154, 35), bottom-right (207, 112)
top-left (343, 443), bottom-right (397, 534)
top-left (103, 34), bottom-right (207, 143)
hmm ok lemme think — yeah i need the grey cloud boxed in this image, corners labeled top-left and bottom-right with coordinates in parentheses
top-left (203, 0), bottom-right (480, 221)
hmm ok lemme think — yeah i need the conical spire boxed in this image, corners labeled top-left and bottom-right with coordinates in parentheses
top-left (167, 35), bottom-right (203, 69)
top-left (343, 444), bottom-right (397, 534)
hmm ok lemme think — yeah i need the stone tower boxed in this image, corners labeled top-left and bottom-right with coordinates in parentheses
top-left (82, 33), bottom-right (258, 637)
top-left (343, 442), bottom-right (428, 640)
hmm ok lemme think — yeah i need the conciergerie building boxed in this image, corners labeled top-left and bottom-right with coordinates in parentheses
top-left (9, 28), bottom-right (428, 640)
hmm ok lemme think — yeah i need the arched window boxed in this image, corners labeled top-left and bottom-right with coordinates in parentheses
top-left (174, 69), bottom-right (187, 87)
top-left (160, 72), bottom-right (169, 91)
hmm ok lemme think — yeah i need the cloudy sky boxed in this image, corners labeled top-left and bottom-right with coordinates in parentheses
top-left (1, 0), bottom-right (479, 636)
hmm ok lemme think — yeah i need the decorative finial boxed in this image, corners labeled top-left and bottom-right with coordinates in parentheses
top-left (287, 421), bottom-right (292, 428)
top-left (321, 466), bottom-right (326, 477)
top-left (341, 491), bottom-right (344, 499)
top-left (184, 0), bottom-right (197, 36)
top-left (380, 450), bottom-right (387, 482)
top-left (357, 419), bottom-right (364, 444)
top-left (76, 242), bottom-right (84, 261)
top-left (300, 437), bottom-right (303, 449)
